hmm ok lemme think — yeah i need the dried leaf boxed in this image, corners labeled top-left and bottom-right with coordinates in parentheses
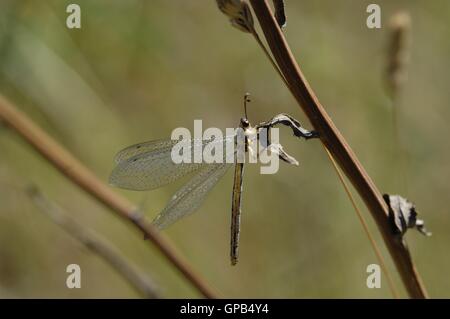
top-left (216, 0), bottom-right (254, 33)
top-left (383, 194), bottom-right (431, 237)
top-left (273, 0), bottom-right (286, 28)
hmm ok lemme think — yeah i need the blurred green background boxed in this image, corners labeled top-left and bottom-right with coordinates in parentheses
top-left (0, 0), bottom-right (449, 298)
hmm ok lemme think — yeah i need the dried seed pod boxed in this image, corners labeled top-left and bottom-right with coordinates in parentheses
top-left (383, 194), bottom-right (431, 237)
top-left (216, 0), bottom-right (254, 33)
top-left (386, 11), bottom-right (412, 98)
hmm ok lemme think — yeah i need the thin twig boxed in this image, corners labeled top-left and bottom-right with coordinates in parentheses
top-left (251, 29), bottom-right (290, 89)
top-left (323, 146), bottom-right (399, 298)
top-left (0, 94), bottom-right (218, 299)
top-left (386, 11), bottom-right (412, 193)
top-left (248, 0), bottom-right (427, 298)
top-left (26, 185), bottom-right (160, 299)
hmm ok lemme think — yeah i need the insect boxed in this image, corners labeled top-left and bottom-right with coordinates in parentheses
top-left (109, 94), bottom-right (318, 265)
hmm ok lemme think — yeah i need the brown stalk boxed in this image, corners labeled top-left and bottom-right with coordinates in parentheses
top-left (0, 94), bottom-right (218, 299)
top-left (386, 11), bottom-right (412, 193)
top-left (248, 0), bottom-right (427, 298)
top-left (27, 185), bottom-right (161, 299)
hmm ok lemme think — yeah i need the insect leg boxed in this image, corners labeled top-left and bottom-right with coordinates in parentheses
top-left (256, 113), bottom-right (319, 141)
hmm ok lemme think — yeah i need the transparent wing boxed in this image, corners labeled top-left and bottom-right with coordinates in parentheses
top-left (152, 163), bottom-right (232, 229)
top-left (110, 139), bottom-right (203, 191)
top-left (110, 135), bottom-right (235, 191)
top-left (114, 139), bottom-right (179, 164)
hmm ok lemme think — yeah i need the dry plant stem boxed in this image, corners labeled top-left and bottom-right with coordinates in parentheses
top-left (251, 29), bottom-right (290, 89)
top-left (386, 12), bottom-right (412, 194)
top-left (323, 146), bottom-right (399, 298)
top-left (390, 94), bottom-right (409, 193)
top-left (0, 94), bottom-right (217, 299)
top-left (27, 186), bottom-right (160, 299)
top-left (249, 0), bottom-right (427, 298)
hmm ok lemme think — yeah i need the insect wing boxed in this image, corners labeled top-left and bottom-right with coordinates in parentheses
top-left (152, 163), bottom-right (232, 229)
top-left (110, 139), bottom-right (203, 191)
top-left (110, 136), bottom-right (235, 191)
top-left (114, 139), bottom-right (179, 164)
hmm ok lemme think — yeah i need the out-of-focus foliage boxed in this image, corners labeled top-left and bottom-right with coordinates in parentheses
top-left (0, 0), bottom-right (449, 298)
